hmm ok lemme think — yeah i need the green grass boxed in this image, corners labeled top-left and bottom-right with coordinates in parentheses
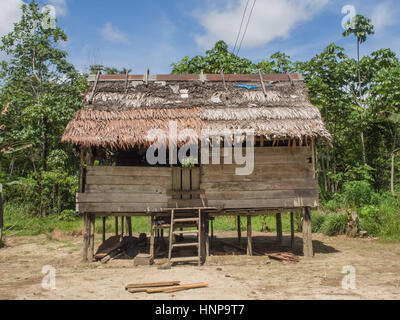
top-left (2, 196), bottom-right (399, 241)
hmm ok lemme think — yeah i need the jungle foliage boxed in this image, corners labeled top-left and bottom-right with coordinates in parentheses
top-left (0, 3), bottom-right (399, 238)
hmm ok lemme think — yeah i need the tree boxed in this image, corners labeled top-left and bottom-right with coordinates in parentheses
top-left (171, 41), bottom-right (256, 74)
top-left (342, 14), bottom-right (375, 164)
top-left (0, 1), bottom-right (88, 215)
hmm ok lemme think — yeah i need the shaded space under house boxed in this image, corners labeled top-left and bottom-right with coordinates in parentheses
top-left (62, 72), bottom-right (332, 265)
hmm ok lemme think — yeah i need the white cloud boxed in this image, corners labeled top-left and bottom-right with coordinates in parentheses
top-left (370, 1), bottom-right (397, 33)
top-left (0, 0), bottom-right (22, 38)
top-left (101, 22), bottom-right (129, 44)
top-left (46, 0), bottom-right (68, 17)
top-left (194, 0), bottom-right (330, 49)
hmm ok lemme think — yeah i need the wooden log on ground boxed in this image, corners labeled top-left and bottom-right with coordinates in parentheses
top-left (267, 252), bottom-right (299, 263)
top-left (247, 216), bottom-right (252, 256)
top-left (146, 283), bottom-right (208, 294)
top-left (302, 207), bottom-right (313, 257)
top-left (125, 281), bottom-right (180, 290)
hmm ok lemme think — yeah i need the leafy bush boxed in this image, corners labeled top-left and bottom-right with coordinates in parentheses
top-left (320, 213), bottom-right (348, 236)
top-left (358, 205), bottom-right (380, 236)
top-left (58, 209), bottom-right (79, 222)
top-left (342, 181), bottom-right (374, 207)
top-left (312, 213), bottom-right (326, 232)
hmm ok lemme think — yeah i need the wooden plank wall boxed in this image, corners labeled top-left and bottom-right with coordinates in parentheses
top-left (76, 166), bottom-right (171, 213)
top-left (201, 147), bottom-right (319, 209)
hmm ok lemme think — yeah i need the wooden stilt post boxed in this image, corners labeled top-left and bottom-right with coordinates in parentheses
top-left (88, 214), bottom-right (95, 261)
top-left (150, 215), bottom-right (155, 258)
top-left (247, 216), bottom-right (253, 256)
top-left (237, 216), bottom-right (241, 244)
top-left (127, 217), bottom-right (132, 237)
top-left (102, 217), bottom-right (106, 242)
top-left (0, 184), bottom-right (3, 243)
top-left (302, 207), bottom-right (313, 257)
top-left (276, 213), bottom-right (282, 244)
top-left (290, 212), bottom-right (294, 249)
top-left (121, 216), bottom-right (124, 238)
top-left (82, 213), bottom-right (89, 262)
top-left (205, 213), bottom-right (210, 257)
top-left (115, 217), bottom-right (118, 236)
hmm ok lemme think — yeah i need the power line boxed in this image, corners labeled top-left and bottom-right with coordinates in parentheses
top-left (236, 0), bottom-right (257, 56)
top-left (233, 0), bottom-right (251, 55)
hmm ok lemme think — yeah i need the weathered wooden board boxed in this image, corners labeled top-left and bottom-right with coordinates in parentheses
top-left (86, 175), bottom-right (171, 187)
top-left (200, 179), bottom-right (318, 191)
top-left (76, 203), bottom-right (167, 213)
top-left (77, 193), bottom-right (168, 203)
top-left (86, 166), bottom-right (171, 177)
top-left (85, 184), bottom-right (166, 193)
top-left (205, 189), bottom-right (318, 200)
top-left (208, 198), bottom-right (319, 209)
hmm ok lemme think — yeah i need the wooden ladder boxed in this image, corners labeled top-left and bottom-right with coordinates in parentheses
top-left (168, 208), bottom-right (202, 266)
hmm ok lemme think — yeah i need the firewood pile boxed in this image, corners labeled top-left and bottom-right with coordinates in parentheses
top-left (94, 234), bottom-right (148, 264)
top-left (266, 252), bottom-right (300, 263)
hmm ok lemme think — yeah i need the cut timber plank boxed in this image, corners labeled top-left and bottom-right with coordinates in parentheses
top-left (86, 166), bottom-right (171, 177)
top-left (77, 203), bottom-right (167, 213)
top-left (168, 199), bottom-right (208, 208)
top-left (125, 281), bottom-right (180, 290)
top-left (207, 198), bottom-right (319, 209)
top-left (170, 256), bottom-right (200, 263)
top-left (172, 230), bottom-right (199, 235)
top-left (201, 180), bottom-right (318, 191)
top-left (172, 243), bottom-right (199, 248)
top-left (205, 190), bottom-right (318, 200)
top-left (174, 218), bottom-right (200, 223)
top-left (86, 184), bottom-right (165, 193)
top-left (77, 193), bottom-right (168, 203)
top-left (146, 283), bottom-right (208, 294)
top-left (86, 175), bottom-right (170, 186)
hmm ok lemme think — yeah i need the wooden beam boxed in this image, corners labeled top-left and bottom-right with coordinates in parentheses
top-left (88, 214), bottom-right (95, 261)
top-left (247, 216), bottom-right (252, 256)
top-left (82, 213), bottom-right (89, 262)
top-left (121, 216), bottom-right (124, 237)
top-left (205, 214), bottom-right (210, 257)
top-left (276, 213), bottom-right (282, 244)
top-left (115, 216), bottom-right (118, 236)
top-left (237, 216), bottom-right (241, 244)
top-left (150, 216), bottom-right (155, 259)
top-left (258, 69), bottom-right (267, 97)
top-left (290, 212), bottom-right (294, 249)
top-left (0, 184), bottom-right (3, 242)
top-left (302, 207), bottom-right (313, 257)
top-left (125, 281), bottom-right (180, 290)
top-left (102, 217), bottom-right (106, 242)
top-left (78, 148), bottom-right (85, 193)
top-left (127, 217), bottom-right (132, 237)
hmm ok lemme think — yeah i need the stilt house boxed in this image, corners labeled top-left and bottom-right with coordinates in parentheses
top-left (62, 73), bottom-right (331, 264)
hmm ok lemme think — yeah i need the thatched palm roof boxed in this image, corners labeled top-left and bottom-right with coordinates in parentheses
top-left (62, 74), bottom-right (331, 149)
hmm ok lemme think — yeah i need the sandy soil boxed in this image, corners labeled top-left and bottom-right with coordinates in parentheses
top-left (0, 230), bottom-right (399, 300)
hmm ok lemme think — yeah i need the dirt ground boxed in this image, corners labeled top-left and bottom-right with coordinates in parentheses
top-left (0, 230), bottom-right (399, 300)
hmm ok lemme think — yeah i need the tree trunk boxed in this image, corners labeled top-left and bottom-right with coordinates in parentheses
top-left (391, 152), bottom-right (396, 196)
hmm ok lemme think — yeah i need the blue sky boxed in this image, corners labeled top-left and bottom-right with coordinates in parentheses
top-left (1, 0), bottom-right (400, 73)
